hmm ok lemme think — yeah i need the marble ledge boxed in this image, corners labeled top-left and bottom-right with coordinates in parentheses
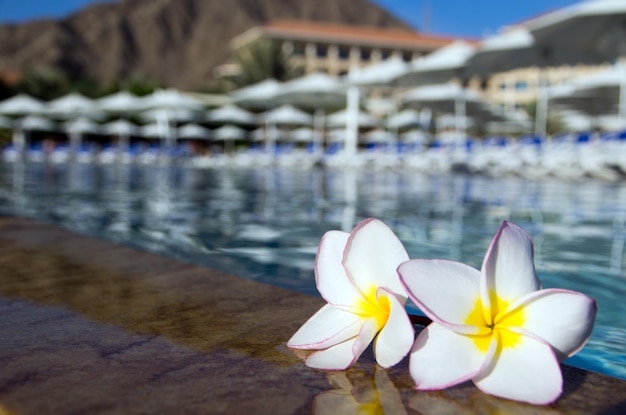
top-left (0, 216), bottom-right (624, 415)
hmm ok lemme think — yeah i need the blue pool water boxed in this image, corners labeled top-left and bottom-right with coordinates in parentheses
top-left (0, 161), bottom-right (625, 379)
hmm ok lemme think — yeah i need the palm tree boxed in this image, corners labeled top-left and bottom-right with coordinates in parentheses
top-left (212, 38), bottom-right (303, 93)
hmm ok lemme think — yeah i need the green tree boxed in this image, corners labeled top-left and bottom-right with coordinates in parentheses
top-left (15, 67), bottom-right (70, 100)
top-left (214, 38), bottom-right (303, 93)
top-left (100, 73), bottom-right (162, 97)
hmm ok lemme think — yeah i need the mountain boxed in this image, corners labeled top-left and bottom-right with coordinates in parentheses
top-left (0, 0), bottom-right (414, 90)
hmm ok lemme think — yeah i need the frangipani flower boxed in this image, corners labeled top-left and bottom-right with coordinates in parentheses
top-left (398, 221), bottom-right (596, 405)
top-left (288, 218), bottom-right (414, 370)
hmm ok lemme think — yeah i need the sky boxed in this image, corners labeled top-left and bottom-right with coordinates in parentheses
top-left (0, 0), bottom-right (583, 39)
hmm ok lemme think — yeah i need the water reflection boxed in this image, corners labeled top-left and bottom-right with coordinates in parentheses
top-left (0, 161), bottom-right (624, 379)
top-left (314, 367), bottom-right (406, 415)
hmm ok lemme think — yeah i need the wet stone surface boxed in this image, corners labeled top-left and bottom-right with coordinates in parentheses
top-left (0, 217), bottom-right (625, 414)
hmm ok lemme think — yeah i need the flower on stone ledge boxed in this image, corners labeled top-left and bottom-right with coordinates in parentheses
top-left (398, 221), bottom-right (597, 405)
top-left (288, 218), bottom-right (414, 370)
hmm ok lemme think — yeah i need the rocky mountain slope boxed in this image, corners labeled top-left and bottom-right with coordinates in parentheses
top-left (0, 0), bottom-right (413, 90)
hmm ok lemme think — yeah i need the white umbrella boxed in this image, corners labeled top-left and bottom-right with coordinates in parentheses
top-left (230, 79), bottom-right (281, 110)
top-left (262, 105), bottom-right (312, 126)
top-left (275, 73), bottom-right (347, 150)
top-left (0, 93), bottom-right (45, 116)
top-left (551, 65), bottom-right (625, 119)
top-left (525, 0), bottom-right (626, 66)
top-left (468, 1), bottom-right (626, 133)
top-left (140, 107), bottom-right (201, 124)
top-left (178, 123), bottom-right (212, 140)
top-left (0, 94), bottom-right (47, 152)
top-left (290, 127), bottom-right (321, 143)
top-left (262, 104), bottom-right (313, 153)
top-left (97, 91), bottom-right (145, 154)
top-left (139, 88), bottom-right (205, 146)
top-left (206, 104), bottom-right (257, 126)
top-left (393, 40), bottom-right (476, 86)
top-left (386, 108), bottom-right (421, 130)
top-left (464, 27), bottom-right (545, 135)
top-left (250, 128), bottom-right (267, 143)
top-left (213, 124), bottom-right (247, 154)
top-left (344, 58), bottom-right (409, 87)
top-left (139, 123), bottom-right (163, 139)
top-left (343, 61), bottom-right (407, 159)
top-left (141, 88), bottom-right (205, 111)
top-left (62, 117), bottom-right (101, 153)
top-left (97, 90), bottom-right (144, 113)
top-left (14, 115), bottom-right (56, 154)
top-left (365, 97), bottom-right (397, 115)
top-left (102, 119), bottom-right (139, 154)
top-left (465, 27), bottom-right (536, 77)
top-left (213, 124), bottom-right (247, 141)
top-left (45, 92), bottom-right (100, 119)
top-left (63, 117), bottom-right (101, 134)
top-left (326, 128), bottom-right (347, 144)
top-left (525, 0), bottom-right (626, 131)
top-left (401, 83), bottom-right (488, 138)
top-left (400, 129), bottom-right (429, 145)
top-left (275, 73), bottom-right (346, 110)
top-left (102, 119), bottom-right (139, 136)
top-left (326, 108), bottom-right (379, 129)
top-left (20, 115), bottom-right (55, 131)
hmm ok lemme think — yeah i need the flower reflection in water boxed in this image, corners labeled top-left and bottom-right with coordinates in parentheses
top-left (314, 367), bottom-right (406, 415)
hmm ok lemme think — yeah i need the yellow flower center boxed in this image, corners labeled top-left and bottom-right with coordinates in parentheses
top-left (355, 285), bottom-right (391, 330)
top-left (464, 290), bottom-right (525, 353)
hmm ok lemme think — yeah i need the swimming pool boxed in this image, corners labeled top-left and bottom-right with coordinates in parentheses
top-left (1, 161), bottom-right (624, 380)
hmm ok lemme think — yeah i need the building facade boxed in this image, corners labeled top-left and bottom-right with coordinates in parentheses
top-left (228, 20), bottom-right (457, 78)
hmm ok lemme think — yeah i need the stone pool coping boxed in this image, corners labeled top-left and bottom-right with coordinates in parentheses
top-left (0, 216), bottom-right (624, 414)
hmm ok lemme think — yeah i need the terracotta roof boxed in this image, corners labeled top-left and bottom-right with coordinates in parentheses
top-left (255, 20), bottom-right (461, 50)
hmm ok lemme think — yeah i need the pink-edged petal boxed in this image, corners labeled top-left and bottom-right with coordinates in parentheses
top-left (509, 289), bottom-right (597, 360)
top-left (474, 331), bottom-right (562, 405)
top-left (315, 230), bottom-right (361, 306)
top-left (305, 318), bottom-right (379, 370)
top-left (373, 288), bottom-right (414, 368)
top-left (287, 304), bottom-right (362, 350)
top-left (481, 221), bottom-right (541, 305)
top-left (343, 218), bottom-right (409, 298)
top-left (399, 259), bottom-right (483, 326)
top-left (409, 323), bottom-right (486, 390)
top-left (305, 338), bottom-right (358, 370)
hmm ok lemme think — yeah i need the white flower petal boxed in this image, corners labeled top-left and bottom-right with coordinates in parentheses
top-left (510, 289), bottom-right (597, 360)
top-left (373, 288), bottom-right (414, 368)
top-left (315, 230), bottom-right (361, 306)
top-left (399, 259), bottom-right (483, 326)
top-left (352, 317), bottom-right (380, 361)
top-left (409, 323), bottom-right (485, 390)
top-left (474, 331), bottom-right (562, 405)
top-left (305, 338), bottom-right (359, 370)
top-left (288, 304), bottom-right (362, 349)
top-left (343, 218), bottom-right (409, 298)
top-left (481, 221), bottom-right (540, 303)
top-left (305, 318), bottom-right (379, 370)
